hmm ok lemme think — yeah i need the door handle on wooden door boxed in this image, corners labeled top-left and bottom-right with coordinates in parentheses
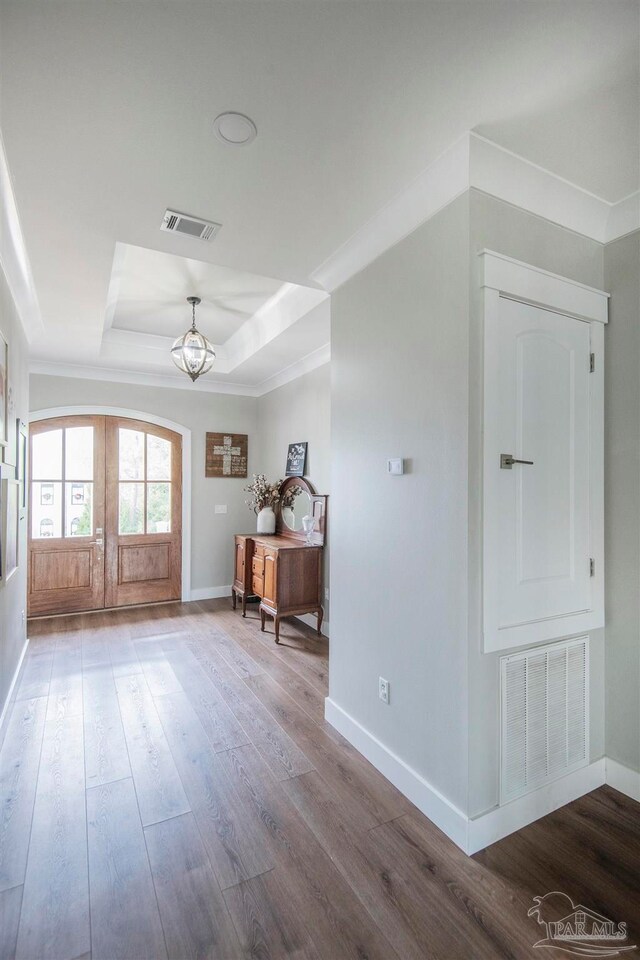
top-left (90, 527), bottom-right (103, 549)
top-left (500, 454), bottom-right (534, 469)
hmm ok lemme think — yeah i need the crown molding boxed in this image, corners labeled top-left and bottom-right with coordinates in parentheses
top-left (310, 133), bottom-right (470, 292)
top-left (468, 132), bottom-right (612, 243)
top-left (29, 344), bottom-right (331, 399)
top-left (97, 265), bottom-right (328, 381)
top-left (0, 132), bottom-right (44, 342)
top-left (29, 359), bottom-right (261, 396)
top-left (253, 342), bottom-right (330, 397)
top-left (605, 191), bottom-right (640, 243)
top-left (310, 131), bottom-right (638, 293)
top-left (224, 283), bottom-right (329, 371)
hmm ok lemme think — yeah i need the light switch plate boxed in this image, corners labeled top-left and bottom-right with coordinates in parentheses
top-left (387, 458), bottom-right (404, 476)
top-left (214, 504), bottom-right (227, 514)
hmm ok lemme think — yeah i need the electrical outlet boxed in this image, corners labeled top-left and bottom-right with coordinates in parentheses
top-left (378, 676), bottom-right (390, 704)
top-left (21, 610), bottom-right (25, 623)
top-left (214, 504), bottom-right (227, 514)
top-left (324, 588), bottom-right (329, 601)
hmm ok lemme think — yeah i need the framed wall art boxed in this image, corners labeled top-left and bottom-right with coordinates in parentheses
top-left (3, 384), bottom-right (16, 467)
top-left (0, 330), bottom-right (7, 459)
top-left (285, 442), bottom-right (307, 477)
top-left (205, 432), bottom-right (248, 478)
top-left (17, 419), bottom-right (27, 516)
top-left (2, 478), bottom-right (19, 582)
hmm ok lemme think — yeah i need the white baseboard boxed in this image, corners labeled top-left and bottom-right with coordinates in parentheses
top-left (296, 612), bottom-right (330, 638)
top-left (324, 697), bottom-right (469, 850)
top-left (190, 585), bottom-right (232, 601)
top-left (467, 758), bottom-right (606, 854)
top-left (606, 757), bottom-right (640, 802)
top-left (0, 637), bottom-right (30, 736)
top-left (325, 696), bottom-right (608, 856)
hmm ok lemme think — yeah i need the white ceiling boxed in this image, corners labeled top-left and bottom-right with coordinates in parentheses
top-left (107, 246), bottom-right (284, 342)
top-left (0, 1), bottom-right (638, 391)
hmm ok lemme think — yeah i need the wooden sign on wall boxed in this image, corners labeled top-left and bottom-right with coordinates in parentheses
top-left (205, 432), bottom-right (248, 478)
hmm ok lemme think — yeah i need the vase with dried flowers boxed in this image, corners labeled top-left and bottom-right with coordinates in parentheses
top-left (244, 473), bottom-right (283, 534)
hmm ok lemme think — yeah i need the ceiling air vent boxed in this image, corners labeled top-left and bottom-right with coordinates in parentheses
top-left (160, 209), bottom-right (222, 242)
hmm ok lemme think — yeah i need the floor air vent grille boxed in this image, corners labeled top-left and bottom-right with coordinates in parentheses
top-left (500, 637), bottom-right (589, 804)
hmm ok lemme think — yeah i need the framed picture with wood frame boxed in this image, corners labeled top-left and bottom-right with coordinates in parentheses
top-left (2, 478), bottom-right (19, 582)
top-left (17, 419), bottom-right (27, 516)
top-left (205, 432), bottom-right (248, 478)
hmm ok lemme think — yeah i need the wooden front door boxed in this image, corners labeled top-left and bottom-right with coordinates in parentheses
top-left (105, 417), bottom-right (182, 607)
top-left (28, 415), bottom-right (182, 616)
top-left (28, 416), bottom-right (106, 616)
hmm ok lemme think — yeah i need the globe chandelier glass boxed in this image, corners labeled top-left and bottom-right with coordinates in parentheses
top-left (171, 296), bottom-right (216, 381)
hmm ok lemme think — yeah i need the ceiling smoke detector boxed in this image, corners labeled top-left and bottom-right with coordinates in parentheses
top-left (160, 209), bottom-right (222, 242)
top-left (213, 112), bottom-right (257, 146)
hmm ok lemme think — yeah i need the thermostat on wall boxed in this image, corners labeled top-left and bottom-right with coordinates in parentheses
top-left (387, 458), bottom-right (404, 476)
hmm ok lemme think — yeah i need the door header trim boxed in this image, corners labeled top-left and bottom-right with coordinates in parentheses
top-left (479, 249), bottom-right (609, 325)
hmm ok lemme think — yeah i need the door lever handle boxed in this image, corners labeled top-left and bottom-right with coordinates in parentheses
top-left (89, 538), bottom-right (104, 548)
top-left (500, 454), bottom-right (534, 470)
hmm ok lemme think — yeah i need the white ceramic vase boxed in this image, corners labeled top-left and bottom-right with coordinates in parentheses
top-left (257, 505), bottom-right (276, 535)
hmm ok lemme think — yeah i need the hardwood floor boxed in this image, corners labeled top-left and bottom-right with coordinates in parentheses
top-left (0, 599), bottom-right (638, 959)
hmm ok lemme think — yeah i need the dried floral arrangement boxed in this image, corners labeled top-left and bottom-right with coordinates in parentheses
top-left (281, 484), bottom-right (302, 510)
top-left (244, 474), bottom-right (283, 513)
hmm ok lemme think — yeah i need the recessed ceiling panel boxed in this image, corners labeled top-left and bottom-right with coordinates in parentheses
top-left (108, 244), bottom-right (283, 342)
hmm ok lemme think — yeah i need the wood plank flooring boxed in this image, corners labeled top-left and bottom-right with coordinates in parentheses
top-left (0, 598), bottom-right (637, 959)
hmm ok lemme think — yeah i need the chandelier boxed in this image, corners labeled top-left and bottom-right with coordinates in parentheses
top-left (171, 296), bottom-right (216, 381)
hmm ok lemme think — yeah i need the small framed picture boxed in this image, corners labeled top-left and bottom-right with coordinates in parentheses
top-left (0, 330), bottom-right (7, 457)
top-left (285, 442), bottom-right (307, 477)
top-left (17, 419), bottom-right (27, 516)
top-left (2, 478), bottom-right (19, 582)
top-left (205, 432), bottom-right (248, 478)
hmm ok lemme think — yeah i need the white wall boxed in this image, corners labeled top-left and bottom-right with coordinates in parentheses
top-left (330, 194), bottom-right (471, 812)
top-left (0, 267), bottom-right (29, 719)
top-left (329, 188), bottom-right (611, 825)
top-left (257, 363), bottom-right (331, 627)
top-left (467, 190), bottom-right (606, 817)
top-left (29, 375), bottom-right (258, 595)
top-left (604, 230), bottom-right (640, 775)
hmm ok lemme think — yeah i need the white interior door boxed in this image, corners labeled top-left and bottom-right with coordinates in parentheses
top-left (484, 296), bottom-right (594, 651)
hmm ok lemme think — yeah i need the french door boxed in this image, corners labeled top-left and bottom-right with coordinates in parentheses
top-left (28, 415), bottom-right (182, 617)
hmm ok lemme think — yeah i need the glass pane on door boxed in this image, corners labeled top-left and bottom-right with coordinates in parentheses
top-left (147, 483), bottom-right (171, 533)
top-left (65, 427), bottom-right (94, 480)
top-left (119, 429), bottom-right (145, 480)
top-left (31, 481), bottom-right (62, 538)
top-left (31, 429), bottom-right (63, 480)
top-left (65, 482), bottom-right (93, 536)
top-left (119, 482), bottom-right (145, 534)
top-left (147, 434), bottom-right (171, 480)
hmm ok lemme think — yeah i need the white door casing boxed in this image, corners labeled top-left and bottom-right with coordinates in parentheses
top-left (481, 251), bottom-right (607, 652)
